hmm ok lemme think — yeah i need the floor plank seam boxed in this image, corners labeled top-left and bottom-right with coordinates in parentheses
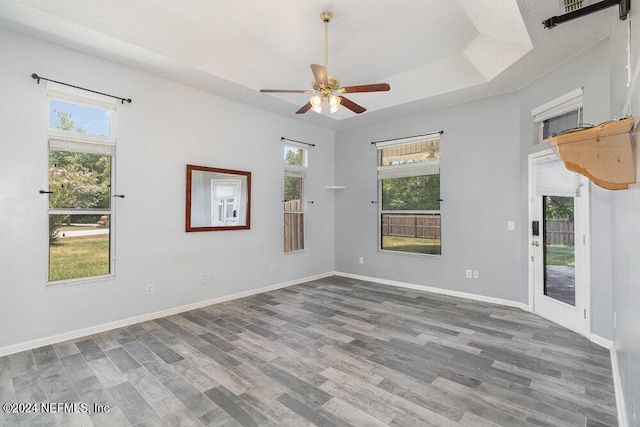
top-left (0, 276), bottom-right (618, 427)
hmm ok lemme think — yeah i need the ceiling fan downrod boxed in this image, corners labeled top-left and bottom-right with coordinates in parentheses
top-left (320, 11), bottom-right (333, 71)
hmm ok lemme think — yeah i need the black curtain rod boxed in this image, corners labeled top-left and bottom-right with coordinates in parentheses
top-left (281, 137), bottom-right (315, 147)
top-left (31, 73), bottom-right (132, 104)
top-left (371, 130), bottom-right (443, 145)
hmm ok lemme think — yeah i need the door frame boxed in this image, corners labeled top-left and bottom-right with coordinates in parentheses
top-left (528, 149), bottom-right (591, 336)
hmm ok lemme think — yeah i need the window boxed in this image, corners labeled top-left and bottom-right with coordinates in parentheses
top-left (283, 143), bottom-right (307, 252)
top-left (377, 134), bottom-right (441, 256)
top-left (532, 88), bottom-right (583, 145)
top-left (47, 82), bottom-right (117, 284)
top-left (213, 180), bottom-right (242, 226)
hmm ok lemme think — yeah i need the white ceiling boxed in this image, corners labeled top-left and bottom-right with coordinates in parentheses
top-left (0, 0), bottom-right (615, 130)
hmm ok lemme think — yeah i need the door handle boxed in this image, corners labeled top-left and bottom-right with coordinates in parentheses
top-left (531, 241), bottom-right (540, 247)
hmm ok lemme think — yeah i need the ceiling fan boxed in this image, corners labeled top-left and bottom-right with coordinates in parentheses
top-left (260, 11), bottom-right (390, 115)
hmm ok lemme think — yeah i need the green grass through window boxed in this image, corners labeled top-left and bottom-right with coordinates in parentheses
top-left (49, 234), bottom-right (110, 281)
top-left (545, 244), bottom-right (575, 267)
top-left (382, 236), bottom-right (441, 255)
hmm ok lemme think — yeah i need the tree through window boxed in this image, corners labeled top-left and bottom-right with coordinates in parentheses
top-left (377, 136), bottom-right (441, 255)
top-left (47, 84), bottom-right (116, 283)
top-left (284, 143), bottom-right (307, 252)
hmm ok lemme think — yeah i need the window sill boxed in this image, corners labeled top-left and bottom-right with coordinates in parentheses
top-left (378, 249), bottom-right (441, 259)
top-left (47, 274), bottom-right (115, 288)
top-left (284, 249), bottom-right (308, 255)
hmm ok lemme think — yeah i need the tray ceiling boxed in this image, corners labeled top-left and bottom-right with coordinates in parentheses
top-left (0, 0), bottom-right (615, 130)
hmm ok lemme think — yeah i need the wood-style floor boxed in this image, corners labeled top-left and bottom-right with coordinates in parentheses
top-left (0, 276), bottom-right (617, 426)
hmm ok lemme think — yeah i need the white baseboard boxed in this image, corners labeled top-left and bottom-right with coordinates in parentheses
top-left (610, 344), bottom-right (628, 427)
top-left (334, 271), bottom-right (530, 311)
top-left (0, 272), bottom-right (334, 358)
top-left (589, 333), bottom-right (613, 350)
top-left (2, 270), bottom-right (628, 426)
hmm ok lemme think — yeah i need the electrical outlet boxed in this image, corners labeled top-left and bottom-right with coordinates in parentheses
top-left (466, 270), bottom-right (472, 279)
top-left (359, 257), bottom-right (364, 264)
top-left (270, 264), bottom-right (276, 272)
top-left (473, 271), bottom-right (479, 279)
top-left (146, 283), bottom-right (153, 295)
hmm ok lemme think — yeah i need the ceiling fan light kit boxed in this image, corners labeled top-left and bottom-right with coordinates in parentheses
top-left (260, 11), bottom-right (390, 116)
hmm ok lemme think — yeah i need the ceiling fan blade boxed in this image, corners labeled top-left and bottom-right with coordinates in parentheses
top-left (296, 102), bottom-right (312, 114)
top-left (311, 64), bottom-right (328, 86)
top-left (260, 89), bottom-right (312, 93)
top-left (340, 97), bottom-right (366, 114)
top-left (339, 83), bottom-right (390, 93)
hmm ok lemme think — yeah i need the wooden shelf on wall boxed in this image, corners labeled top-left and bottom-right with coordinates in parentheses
top-left (547, 117), bottom-right (636, 190)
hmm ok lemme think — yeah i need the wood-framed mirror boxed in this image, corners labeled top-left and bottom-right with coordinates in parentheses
top-left (186, 165), bottom-right (251, 232)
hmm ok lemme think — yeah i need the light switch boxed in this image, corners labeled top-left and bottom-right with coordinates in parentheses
top-left (507, 221), bottom-right (515, 231)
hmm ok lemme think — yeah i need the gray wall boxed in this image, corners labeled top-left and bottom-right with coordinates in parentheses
top-left (0, 28), bottom-right (336, 350)
top-left (517, 39), bottom-right (613, 340)
top-left (335, 93), bottom-right (523, 303)
top-left (2, 16), bottom-right (638, 424)
top-left (335, 30), bottom-right (637, 423)
top-left (335, 38), bottom-right (616, 341)
top-left (608, 9), bottom-right (640, 425)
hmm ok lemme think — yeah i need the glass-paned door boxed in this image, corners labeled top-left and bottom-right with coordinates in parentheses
top-left (530, 152), bottom-right (589, 336)
top-left (543, 196), bottom-right (575, 306)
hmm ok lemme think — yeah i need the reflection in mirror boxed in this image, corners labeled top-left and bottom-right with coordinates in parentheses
top-left (186, 165), bottom-right (251, 231)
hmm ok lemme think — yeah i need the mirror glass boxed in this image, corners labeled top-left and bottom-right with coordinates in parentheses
top-left (186, 165), bottom-right (251, 231)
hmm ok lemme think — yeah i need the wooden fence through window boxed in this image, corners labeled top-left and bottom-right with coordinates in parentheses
top-left (545, 220), bottom-right (574, 245)
top-left (381, 216), bottom-right (571, 244)
top-left (284, 200), bottom-right (303, 251)
top-left (382, 214), bottom-right (441, 239)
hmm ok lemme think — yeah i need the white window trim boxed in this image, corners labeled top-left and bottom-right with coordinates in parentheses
top-left (376, 136), bottom-right (442, 258)
top-left (374, 132), bottom-right (441, 149)
top-left (281, 138), bottom-right (310, 149)
top-left (283, 143), bottom-right (308, 253)
top-left (284, 165), bottom-right (307, 177)
top-left (47, 84), bottom-right (118, 286)
top-left (377, 161), bottom-right (440, 179)
top-left (531, 88), bottom-right (583, 122)
top-left (49, 136), bottom-right (116, 155)
top-left (283, 139), bottom-right (309, 170)
top-left (48, 81), bottom-right (117, 141)
top-left (532, 88), bottom-right (583, 145)
top-left (48, 129), bottom-right (116, 147)
top-left (47, 81), bottom-right (117, 110)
